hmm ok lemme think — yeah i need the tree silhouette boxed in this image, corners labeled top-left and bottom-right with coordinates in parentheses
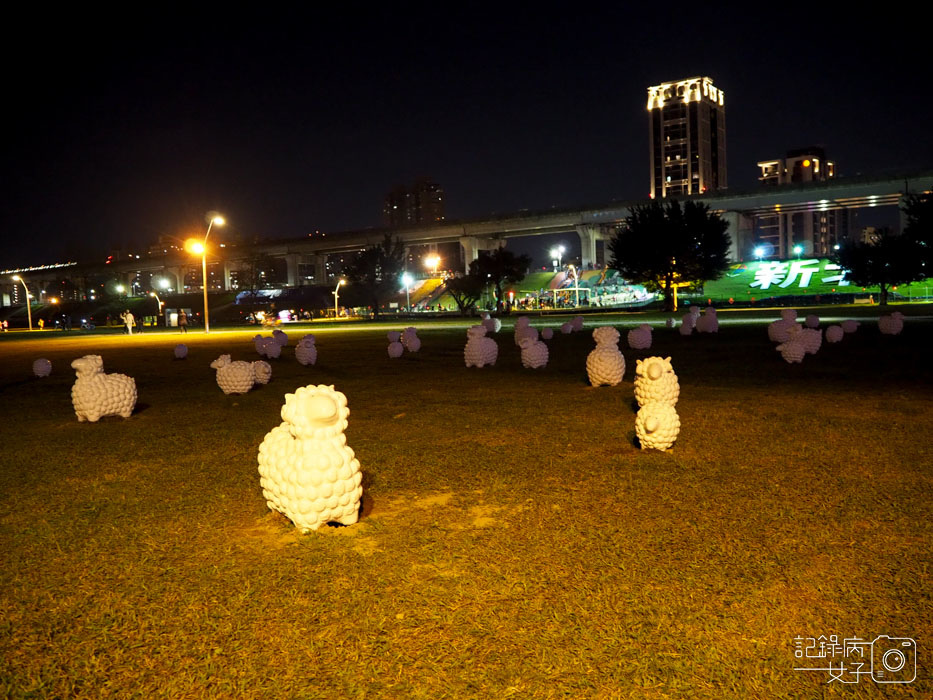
top-left (342, 234), bottom-right (406, 318)
top-left (468, 247), bottom-right (531, 312)
top-left (608, 200), bottom-right (731, 311)
top-left (902, 191), bottom-right (933, 271)
top-left (834, 227), bottom-right (925, 305)
top-left (444, 273), bottom-right (485, 314)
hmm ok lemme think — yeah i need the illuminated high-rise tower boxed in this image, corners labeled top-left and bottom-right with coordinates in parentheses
top-left (647, 77), bottom-right (727, 198)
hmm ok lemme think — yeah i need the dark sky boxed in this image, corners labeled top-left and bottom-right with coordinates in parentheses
top-left (2, 6), bottom-right (931, 269)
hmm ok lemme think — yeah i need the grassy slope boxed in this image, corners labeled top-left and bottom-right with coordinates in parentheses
top-left (0, 310), bottom-right (930, 698)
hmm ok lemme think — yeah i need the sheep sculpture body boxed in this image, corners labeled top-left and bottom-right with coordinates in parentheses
top-left (519, 336), bottom-right (549, 369)
top-left (295, 336), bottom-right (317, 366)
top-left (627, 324), bottom-right (652, 350)
top-left (387, 331), bottom-right (404, 358)
top-left (586, 326), bottom-right (625, 387)
top-left (878, 312), bottom-right (904, 336)
top-left (633, 356), bottom-right (680, 450)
top-left (257, 384), bottom-right (363, 532)
top-left (70, 355), bottom-right (137, 422)
top-left (464, 325), bottom-right (498, 368)
top-left (210, 355), bottom-right (266, 394)
top-left (401, 327), bottom-right (421, 353)
top-left (695, 307), bottom-right (719, 334)
top-left (33, 358), bottom-right (52, 377)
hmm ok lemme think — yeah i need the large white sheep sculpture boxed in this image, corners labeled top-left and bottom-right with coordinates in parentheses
top-left (633, 356), bottom-right (680, 450)
top-left (70, 355), bottom-right (137, 422)
top-left (257, 384), bottom-right (363, 532)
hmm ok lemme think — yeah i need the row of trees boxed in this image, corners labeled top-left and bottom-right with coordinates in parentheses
top-left (336, 191), bottom-right (933, 315)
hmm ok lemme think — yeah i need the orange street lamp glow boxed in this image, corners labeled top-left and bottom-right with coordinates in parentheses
top-left (189, 215), bottom-right (225, 333)
top-left (11, 274), bottom-right (33, 330)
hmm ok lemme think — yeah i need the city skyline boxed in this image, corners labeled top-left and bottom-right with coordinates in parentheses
top-left (2, 7), bottom-right (931, 269)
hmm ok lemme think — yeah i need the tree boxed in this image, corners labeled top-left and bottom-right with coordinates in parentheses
top-left (444, 273), bottom-right (485, 314)
top-left (342, 234), bottom-right (406, 318)
top-left (902, 191), bottom-right (933, 271)
top-left (834, 227), bottom-right (925, 305)
top-left (468, 247), bottom-right (531, 312)
top-left (607, 199), bottom-right (731, 311)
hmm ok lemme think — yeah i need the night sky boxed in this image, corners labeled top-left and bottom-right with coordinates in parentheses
top-left (3, 7), bottom-right (931, 269)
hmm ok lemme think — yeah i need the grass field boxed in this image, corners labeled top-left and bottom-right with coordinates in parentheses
top-left (1, 307), bottom-right (931, 698)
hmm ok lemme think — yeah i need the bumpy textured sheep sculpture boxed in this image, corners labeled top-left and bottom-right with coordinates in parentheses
top-left (514, 316), bottom-right (537, 346)
top-left (401, 327), bottom-right (421, 353)
top-left (679, 309), bottom-right (697, 336)
top-left (571, 316), bottom-right (584, 332)
top-left (627, 324), bottom-right (652, 350)
top-left (481, 313), bottom-right (502, 334)
top-left (586, 326), bottom-right (625, 387)
top-left (70, 355), bottom-right (137, 422)
top-left (633, 356), bottom-right (680, 450)
top-left (541, 327), bottom-right (554, 340)
top-left (464, 325), bottom-right (498, 368)
top-left (776, 336), bottom-right (806, 363)
top-left (295, 335), bottom-right (317, 366)
top-left (800, 328), bottom-right (822, 355)
top-left (253, 361), bottom-right (273, 385)
top-left (841, 320), bottom-right (861, 334)
top-left (257, 384), bottom-right (363, 532)
top-left (635, 402), bottom-right (681, 451)
top-left (825, 325), bottom-right (845, 343)
top-left (272, 329), bottom-right (289, 347)
top-left (665, 317), bottom-right (676, 329)
top-left (695, 307), bottom-right (719, 334)
top-left (174, 344), bottom-right (188, 360)
top-left (634, 356), bottom-right (679, 407)
top-left (210, 355), bottom-right (266, 394)
top-left (768, 319), bottom-right (801, 343)
top-left (33, 358), bottom-right (52, 377)
top-left (387, 331), bottom-right (404, 358)
top-left (805, 314), bottom-right (820, 329)
top-left (255, 336), bottom-right (282, 359)
top-left (519, 336), bottom-right (549, 369)
top-left (878, 312), bottom-right (904, 336)
top-left (560, 321), bottom-right (573, 334)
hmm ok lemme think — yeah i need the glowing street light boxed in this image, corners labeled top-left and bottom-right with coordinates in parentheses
top-left (187, 214), bottom-right (224, 333)
top-left (333, 279), bottom-right (346, 318)
top-left (401, 272), bottom-right (413, 312)
top-left (793, 244), bottom-right (803, 259)
top-left (116, 284), bottom-right (126, 296)
top-left (754, 246), bottom-right (765, 261)
top-left (11, 274), bottom-right (33, 330)
top-left (424, 255), bottom-right (441, 276)
top-left (150, 291), bottom-right (165, 325)
top-left (550, 244), bottom-right (566, 270)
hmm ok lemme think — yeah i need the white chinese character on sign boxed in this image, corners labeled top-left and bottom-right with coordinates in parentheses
top-left (779, 259), bottom-right (821, 288)
top-left (821, 263), bottom-right (850, 286)
top-left (750, 261), bottom-right (789, 290)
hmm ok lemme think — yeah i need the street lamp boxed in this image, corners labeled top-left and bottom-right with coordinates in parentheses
top-left (550, 244), bottom-right (565, 270)
top-left (401, 272), bottom-right (413, 312)
top-left (187, 214), bottom-right (224, 333)
top-left (333, 279), bottom-right (345, 318)
top-left (793, 244), bottom-right (803, 259)
top-left (11, 275), bottom-right (33, 330)
top-left (754, 246), bottom-right (765, 261)
top-left (150, 291), bottom-right (165, 326)
top-left (424, 255), bottom-right (440, 276)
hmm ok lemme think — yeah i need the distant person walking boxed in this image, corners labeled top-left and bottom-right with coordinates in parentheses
top-left (120, 310), bottom-right (135, 336)
top-left (178, 309), bottom-right (188, 333)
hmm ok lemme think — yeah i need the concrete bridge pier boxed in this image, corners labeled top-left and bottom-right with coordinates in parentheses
top-left (576, 225), bottom-right (612, 269)
top-left (458, 236), bottom-right (505, 273)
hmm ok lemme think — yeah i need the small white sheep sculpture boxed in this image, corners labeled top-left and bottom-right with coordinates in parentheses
top-left (635, 402), bottom-right (681, 451)
top-left (295, 335), bottom-right (317, 366)
top-left (387, 331), bottom-right (404, 358)
top-left (695, 307), bottom-right (719, 334)
top-left (401, 327), bottom-right (421, 353)
top-left (825, 325), bottom-right (845, 343)
top-left (481, 313), bottom-right (502, 334)
top-left (519, 336), bottom-right (549, 369)
top-left (878, 312), bottom-right (904, 336)
top-left (586, 326), bottom-right (625, 387)
top-left (272, 329), bottom-right (289, 347)
top-left (627, 324), bottom-right (652, 350)
top-left (33, 358), bottom-right (52, 377)
top-left (210, 354), bottom-right (266, 395)
top-left (174, 344), bottom-right (188, 360)
top-left (464, 325), bottom-right (498, 368)
top-left (70, 355), bottom-right (137, 422)
top-left (541, 327), bottom-right (554, 340)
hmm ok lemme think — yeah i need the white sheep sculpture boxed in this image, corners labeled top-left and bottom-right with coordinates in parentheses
top-left (679, 311), bottom-right (696, 336)
top-left (627, 324), bottom-right (652, 350)
top-left (878, 312), bottom-right (904, 336)
top-left (776, 336), bottom-right (806, 363)
top-left (513, 316), bottom-right (537, 346)
top-left (253, 361), bottom-right (273, 385)
top-left (174, 344), bottom-right (188, 360)
top-left (634, 356), bottom-right (679, 408)
top-left (800, 328), bottom-right (822, 355)
top-left (541, 327), bottom-right (554, 340)
top-left (257, 384), bottom-right (363, 532)
top-left (825, 325), bottom-right (845, 343)
top-left (33, 358), bottom-right (52, 377)
top-left (571, 315), bottom-right (584, 332)
top-left (464, 325), bottom-right (498, 368)
top-left (805, 314), bottom-right (820, 329)
top-left (272, 329), bottom-right (289, 347)
top-left (70, 355), bottom-right (137, 422)
top-left (387, 331), bottom-right (404, 358)
top-left (481, 314), bottom-right (502, 334)
top-left (210, 354), bottom-right (265, 395)
top-left (586, 326), bottom-right (625, 387)
top-left (295, 336), bottom-right (318, 366)
top-left (560, 321), bottom-right (573, 334)
top-left (695, 307), bottom-right (719, 334)
top-left (841, 320), bottom-right (861, 334)
top-left (519, 336), bottom-right (549, 369)
top-left (401, 327), bottom-right (421, 353)
top-left (635, 402), bottom-right (681, 451)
